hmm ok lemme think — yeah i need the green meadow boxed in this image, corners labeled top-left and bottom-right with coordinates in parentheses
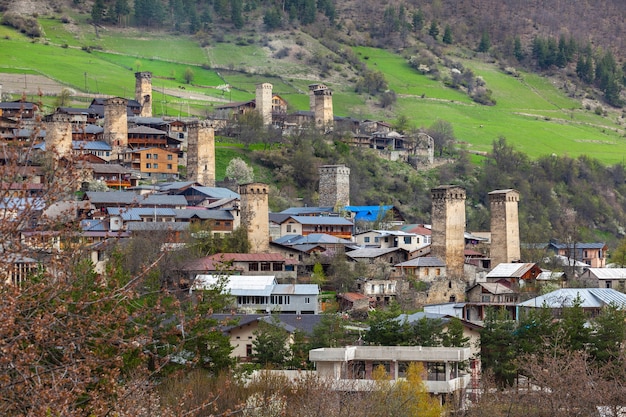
top-left (1, 18), bottom-right (626, 163)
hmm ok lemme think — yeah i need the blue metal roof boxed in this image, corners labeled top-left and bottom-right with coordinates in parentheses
top-left (107, 207), bottom-right (176, 220)
top-left (344, 205), bottom-right (394, 222)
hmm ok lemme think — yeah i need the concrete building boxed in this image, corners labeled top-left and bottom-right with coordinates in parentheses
top-left (186, 120), bottom-right (215, 186)
top-left (103, 97), bottom-right (128, 161)
top-left (135, 71), bottom-right (152, 118)
top-left (318, 164), bottom-right (350, 209)
top-left (489, 189), bottom-right (521, 266)
top-left (309, 345), bottom-right (471, 401)
top-left (255, 82), bottom-right (273, 126)
top-left (431, 185), bottom-right (466, 279)
top-left (240, 182), bottom-right (270, 253)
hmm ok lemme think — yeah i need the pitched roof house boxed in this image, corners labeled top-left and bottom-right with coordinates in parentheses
top-left (579, 268), bottom-right (626, 290)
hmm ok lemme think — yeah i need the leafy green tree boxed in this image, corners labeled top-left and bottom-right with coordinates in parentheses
top-left (253, 317), bottom-right (292, 367)
top-left (230, 0), bottom-right (244, 29)
top-left (427, 119), bottom-right (455, 157)
top-left (442, 24), bottom-right (453, 44)
top-left (611, 236), bottom-right (626, 267)
top-left (412, 9), bottom-right (424, 32)
top-left (477, 31), bottom-right (491, 52)
top-left (311, 313), bottom-right (356, 348)
top-left (225, 157), bottom-right (254, 184)
top-left (558, 295), bottom-right (591, 352)
top-left (408, 316), bottom-right (444, 346)
top-left (515, 306), bottom-right (556, 355)
top-left (311, 262), bottom-right (327, 287)
top-left (183, 67), bottom-right (194, 84)
top-left (263, 7), bottom-right (282, 30)
top-left (114, 0), bottom-right (131, 26)
top-left (480, 308), bottom-right (518, 387)
top-left (91, 0), bottom-right (105, 24)
top-left (514, 36), bottom-right (525, 61)
top-left (589, 304), bottom-right (626, 364)
top-left (428, 20), bottom-right (439, 40)
top-left (442, 317), bottom-right (470, 347)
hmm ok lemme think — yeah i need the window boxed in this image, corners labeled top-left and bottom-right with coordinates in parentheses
top-left (606, 281), bottom-right (612, 288)
top-left (146, 154), bottom-right (151, 159)
top-left (404, 237), bottom-right (411, 244)
top-left (261, 263), bottom-right (271, 271)
top-left (482, 295), bottom-right (491, 302)
top-left (374, 237), bottom-right (380, 243)
top-left (286, 225), bottom-right (292, 233)
top-left (435, 268), bottom-right (441, 276)
top-left (364, 237), bottom-right (370, 243)
top-left (249, 262), bottom-right (259, 271)
top-left (146, 163), bottom-right (151, 168)
top-left (167, 164), bottom-right (172, 169)
top-left (153, 154), bottom-right (158, 159)
top-left (167, 154), bottom-right (173, 160)
top-left (153, 163), bottom-right (158, 168)
top-left (246, 344), bottom-right (253, 357)
top-left (272, 263), bottom-right (282, 271)
top-left (304, 297), bottom-right (310, 304)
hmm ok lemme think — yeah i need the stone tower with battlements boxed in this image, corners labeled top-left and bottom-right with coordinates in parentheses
top-left (45, 112), bottom-right (73, 160)
top-left (239, 182), bottom-right (270, 253)
top-left (489, 189), bottom-right (521, 266)
top-left (187, 121), bottom-right (215, 187)
top-left (255, 83), bottom-right (273, 126)
top-left (135, 72), bottom-right (152, 118)
top-left (318, 164), bottom-right (350, 209)
top-left (431, 185), bottom-right (466, 279)
top-left (103, 97), bottom-right (128, 161)
top-left (308, 83), bottom-right (327, 112)
top-left (313, 87), bottom-right (333, 128)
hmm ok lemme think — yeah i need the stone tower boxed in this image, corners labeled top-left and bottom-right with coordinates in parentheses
top-left (103, 97), bottom-right (128, 161)
top-left (313, 87), bottom-right (333, 128)
top-left (239, 182), bottom-right (270, 253)
top-left (255, 82), bottom-right (273, 126)
top-left (135, 71), bottom-right (152, 118)
top-left (318, 164), bottom-right (350, 209)
top-left (45, 112), bottom-right (73, 160)
top-left (187, 120), bottom-right (215, 187)
top-left (431, 185), bottom-right (466, 279)
top-left (489, 189), bottom-right (521, 266)
top-left (308, 83), bottom-right (327, 112)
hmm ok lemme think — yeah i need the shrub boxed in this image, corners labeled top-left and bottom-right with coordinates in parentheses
top-left (1, 13), bottom-right (43, 37)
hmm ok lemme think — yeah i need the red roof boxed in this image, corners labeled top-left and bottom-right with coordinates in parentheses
top-left (339, 292), bottom-right (369, 302)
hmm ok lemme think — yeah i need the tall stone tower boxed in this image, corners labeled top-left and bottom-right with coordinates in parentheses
top-left (431, 185), bottom-right (466, 279)
top-left (308, 83), bottom-right (327, 112)
top-left (255, 82), bottom-right (273, 126)
top-left (103, 97), bottom-right (128, 161)
top-left (313, 87), bottom-right (333, 128)
top-left (489, 189), bottom-right (521, 266)
top-left (239, 182), bottom-right (270, 253)
top-left (135, 71), bottom-right (152, 118)
top-left (45, 113), bottom-right (73, 160)
top-left (187, 120), bottom-right (215, 187)
top-left (318, 165), bottom-right (350, 209)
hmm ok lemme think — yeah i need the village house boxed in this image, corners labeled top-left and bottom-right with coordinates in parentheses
top-left (309, 345), bottom-right (472, 404)
top-left (122, 146), bottom-right (179, 180)
top-left (214, 314), bottom-right (323, 362)
top-left (545, 241), bottom-right (608, 268)
top-left (191, 275), bottom-right (319, 314)
top-left (393, 256), bottom-right (446, 281)
top-left (579, 267), bottom-right (626, 290)
top-left (464, 282), bottom-right (520, 321)
top-left (485, 262), bottom-right (543, 291)
top-left (517, 288), bottom-right (626, 318)
top-left (278, 215), bottom-right (353, 240)
top-left (182, 252), bottom-right (298, 282)
top-left (354, 229), bottom-right (427, 252)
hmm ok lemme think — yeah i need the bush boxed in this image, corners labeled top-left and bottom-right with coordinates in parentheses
top-left (1, 13), bottom-right (43, 37)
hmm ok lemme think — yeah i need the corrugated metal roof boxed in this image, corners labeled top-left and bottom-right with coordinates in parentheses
top-left (107, 207), bottom-right (176, 220)
top-left (475, 282), bottom-right (515, 295)
top-left (126, 222), bottom-right (189, 231)
top-left (486, 263), bottom-right (536, 278)
top-left (518, 288), bottom-right (626, 308)
top-left (584, 268), bottom-right (626, 279)
top-left (192, 275), bottom-right (276, 296)
top-left (86, 191), bottom-right (187, 207)
top-left (287, 215), bottom-right (353, 226)
top-left (191, 186), bottom-right (240, 199)
top-left (280, 207), bottom-right (334, 215)
top-left (395, 256), bottom-right (445, 267)
top-left (347, 247), bottom-right (404, 259)
top-left (273, 284), bottom-right (319, 295)
top-left (173, 208), bottom-right (233, 220)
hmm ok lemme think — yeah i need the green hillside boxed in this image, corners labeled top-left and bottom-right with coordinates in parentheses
top-left (1, 14), bottom-right (626, 163)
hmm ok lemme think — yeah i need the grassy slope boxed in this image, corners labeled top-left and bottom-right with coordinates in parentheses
top-left (2, 17), bottom-right (626, 164)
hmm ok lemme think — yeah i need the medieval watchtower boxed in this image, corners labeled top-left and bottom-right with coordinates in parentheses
top-left (313, 87), bottom-right (333, 128)
top-left (103, 97), bottom-right (128, 161)
top-left (255, 83), bottom-right (273, 126)
top-left (45, 112), bottom-right (73, 160)
top-left (239, 182), bottom-right (270, 253)
top-left (318, 164), bottom-right (350, 209)
top-left (135, 71), bottom-right (152, 118)
top-left (431, 185), bottom-right (466, 279)
top-left (308, 83), bottom-right (327, 112)
top-left (187, 121), bottom-right (215, 187)
top-left (489, 189), bottom-right (521, 266)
